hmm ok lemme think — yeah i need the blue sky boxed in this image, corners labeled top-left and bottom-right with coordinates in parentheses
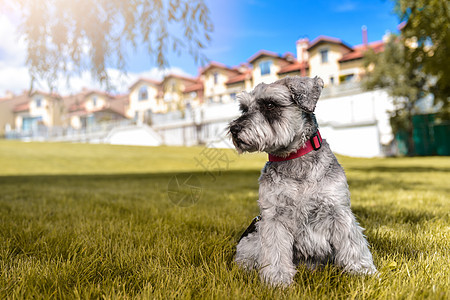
top-left (127, 0), bottom-right (401, 76)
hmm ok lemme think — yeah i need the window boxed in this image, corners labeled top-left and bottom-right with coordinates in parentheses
top-left (320, 49), bottom-right (328, 63)
top-left (219, 95), bottom-right (223, 103)
top-left (230, 93), bottom-right (236, 101)
top-left (345, 74), bottom-right (354, 82)
top-left (260, 60), bottom-right (272, 76)
top-left (35, 97), bottom-right (42, 108)
top-left (138, 86), bottom-right (148, 101)
top-left (213, 72), bottom-right (219, 84)
top-left (92, 96), bottom-right (97, 107)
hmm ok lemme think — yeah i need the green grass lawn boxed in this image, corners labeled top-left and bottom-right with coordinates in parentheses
top-left (0, 141), bottom-right (449, 299)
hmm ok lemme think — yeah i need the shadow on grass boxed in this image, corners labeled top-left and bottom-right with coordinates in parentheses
top-left (0, 170), bottom-right (261, 208)
top-left (347, 175), bottom-right (450, 193)
top-left (0, 170), bottom-right (261, 184)
top-left (347, 177), bottom-right (418, 191)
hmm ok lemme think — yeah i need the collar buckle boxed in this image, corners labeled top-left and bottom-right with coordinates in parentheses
top-left (310, 131), bottom-right (322, 150)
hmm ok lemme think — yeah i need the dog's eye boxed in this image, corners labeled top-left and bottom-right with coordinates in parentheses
top-left (265, 102), bottom-right (275, 110)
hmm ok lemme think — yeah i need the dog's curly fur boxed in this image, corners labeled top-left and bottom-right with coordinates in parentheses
top-left (229, 76), bottom-right (377, 286)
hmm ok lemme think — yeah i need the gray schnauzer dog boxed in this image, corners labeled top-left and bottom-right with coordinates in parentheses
top-left (229, 76), bottom-right (377, 286)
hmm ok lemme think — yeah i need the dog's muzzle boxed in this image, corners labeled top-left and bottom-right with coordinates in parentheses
top-left (230, 124), bottom-right (242, 137)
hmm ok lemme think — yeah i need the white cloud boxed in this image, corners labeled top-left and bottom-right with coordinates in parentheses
top-left (0, 15), bottom-right (193, 98)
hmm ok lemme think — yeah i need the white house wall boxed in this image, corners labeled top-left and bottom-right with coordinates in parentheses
top-left (315, 88), bottom-right (393, 157)
top-left (320, 123), bottom-right (381, 157)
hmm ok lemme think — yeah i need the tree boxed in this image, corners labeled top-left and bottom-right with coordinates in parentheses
top-left (363, 35), bottom-right (428, 156)
top-left (0, 0), bottom-right (212, 91)
top-left (395, 0), bottom-right (450, 115)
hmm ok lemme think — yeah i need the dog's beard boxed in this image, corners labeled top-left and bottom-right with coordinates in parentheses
top-left (231, 135), bottom-right (256, 153)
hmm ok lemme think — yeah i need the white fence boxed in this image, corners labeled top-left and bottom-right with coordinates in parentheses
top-left (5, 84), bottom-right (395, 157)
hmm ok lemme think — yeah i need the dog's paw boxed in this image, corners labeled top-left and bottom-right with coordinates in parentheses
top-left (363, 265), bottom-right (378, 275)
top-left (235, 256), bottom-right (257, 271)
top-left (260, 267), bottom-right (295, 287)
top-left (346, 264), bottom-right (378, 276)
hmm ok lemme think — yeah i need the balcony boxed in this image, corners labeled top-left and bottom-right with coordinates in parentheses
top-left (320, 81), bottom-right (363, 99)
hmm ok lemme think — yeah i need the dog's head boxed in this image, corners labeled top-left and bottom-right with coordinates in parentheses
top-left (228, 76), bottom-right (324, 156)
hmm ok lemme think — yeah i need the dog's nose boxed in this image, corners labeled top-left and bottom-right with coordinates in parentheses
top-left (230, 124), bottom-right (241, 135)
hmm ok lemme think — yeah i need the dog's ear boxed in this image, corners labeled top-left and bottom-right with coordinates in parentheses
top-left (276, 76), bottom-right (324, 113)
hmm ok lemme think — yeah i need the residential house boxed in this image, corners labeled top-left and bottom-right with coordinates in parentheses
top-left (338, 41), bottom-right (384, 83)
top-left (12, 91), bottom-right (62, 133)
top-left (65, 90), bottom-right (125, 130)
top-left (306, 36), bottom-right (355, 86)
top-left (182, 80), bottom-right (204, 108)
top-left (127, 78), bottom-right (161, 123)
top-left (225, 67), bottom-right (253, 101)
top-left (248, 50), bottom-right (307, 86)
top-left (127, 74), bottom-right (202, 124)
top-left (0, 92), bottom-right (24, 136)
top-left (201, 62), bottom-right (242, 104)
top-left (161, 74), bottom-right (199, 110)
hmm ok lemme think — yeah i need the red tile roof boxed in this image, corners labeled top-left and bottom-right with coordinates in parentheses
top-left (30, 90), bottom-right (60, 98)
top-left (248, 50), bottom-right (287, 64)
top-left (282, 52), bottom-right (297, 62)
top-left (183, 82), bottom-right (204, 93)
top-left (200, 61), bottom-right (239, 75)
top-left (113, 94), bottom-right (130, 104)
top-left (307, 36), bottom-right (353, 52)
top-left (82, 90), bottom-right (112, 98)
top-left (163, 73), bottom-right (198, 83)
top-left (226, 70), bottom-right (252, 85)
top-left (68, 102), bottom-right (86, 112)
top-left (13, 102), bottom-right (30, 112)
top-left (129, 78), bottom-right (161, 90)
top-left (67, 107), bottom-right (125, 118)
top-left (277, 62), bottom-right (309, 75)
top-left (339, 41), bottom-right (384, 63)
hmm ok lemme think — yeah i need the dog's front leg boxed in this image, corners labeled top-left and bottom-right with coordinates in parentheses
top-left (258, 210), bottom-right (296, 286)
top-left (331, 206), bottom-right (377, 275)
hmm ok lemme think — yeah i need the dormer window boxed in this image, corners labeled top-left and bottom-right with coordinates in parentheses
top-left (320, 49), bottom-right (329, 63)
top-left (213, 72), bottom-right (219, 84)
top-left (260, 60), bottom-right (272, 76)
top-left (92, 96), bottom-right (98, 107)
top-left (35, 97), bottom-right (42, 108)
top-left (139, 86), bottom-right (148, 101)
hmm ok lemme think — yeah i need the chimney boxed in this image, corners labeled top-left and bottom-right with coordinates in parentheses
top-left (362, 25), bottom-right (368, 46)
top-left (296, 38), bottom-right (309, 63)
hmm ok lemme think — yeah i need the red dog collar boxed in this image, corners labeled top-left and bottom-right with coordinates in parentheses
top-left (268, 131), bottom-right (322, 162)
